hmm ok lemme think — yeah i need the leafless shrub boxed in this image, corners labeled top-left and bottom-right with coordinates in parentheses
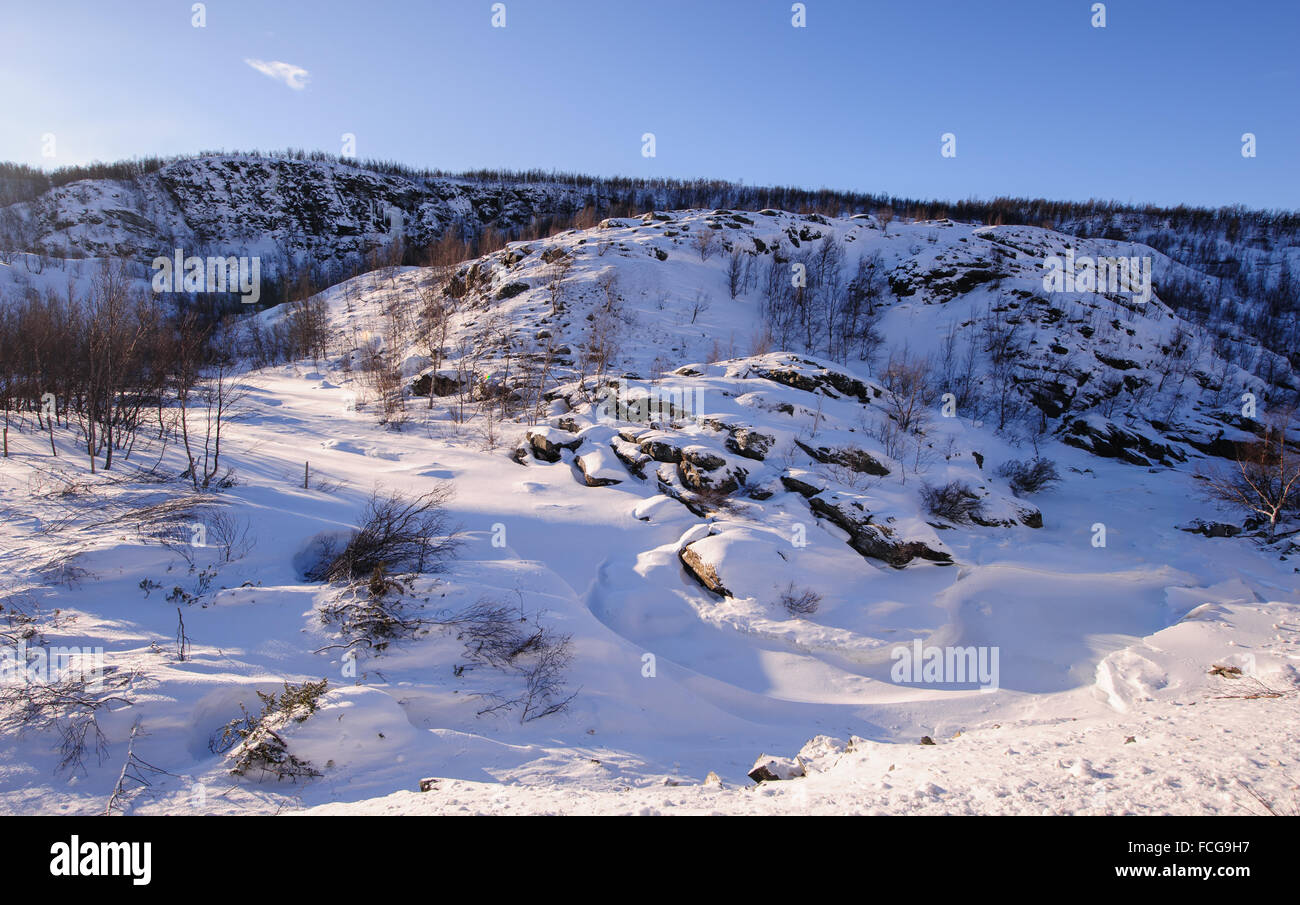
top-left (695, 228), bottom-right (718, 261)
top-left (104, 720), bottom-right (178, 815)
top-left (206, 509), bottom-right (254, 563)
top-left (38, 550), bottom-right (92, 588)
top-left (816, 461), bottom-right (881, 492)
top-left (689, 291), bottom-right (712, 324)
top-left (1197, 413), bottom-right (1300, 537)
top-left (357, 334), bottom-right (406, 426)
top-left (727, 246), bottom-right (747, 298)
top-left (921, 480), bottom-right (984, 523)
top-left (0, 669), bottom-right (134, 775)
top-left (0, 590), bottom-right (42, 644)
top-left (309, 486), bottom-right (460, 582)
top-left (880, 349), bottom-right (934, 434)
top-left (453, 601), bottom-right (577, 722)
top-left (174, 607), bottom-right (191, 661)
top-left (997, 457), bottom-right (1061, 496)
top-left (867, 414), bottom-right (908, 461)
top-left (316, 567), bottom-right (425, 654)
top-left (778, 582), bottom-right (822, 616)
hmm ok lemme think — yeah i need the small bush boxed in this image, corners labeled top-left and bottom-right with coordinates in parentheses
top-left (309, 487), bottom-right (460, 582)
top-left (453, 602), bottom-right (576, 722)
top-left (211, 679), bottom-right (329, 780)
top-left (778, 582), bottom-right (822, 616)
top-left (997, 457), bottom-right (1061, 495)
top-left (0, 667), bottom-right (135, 775)
top-left (318, 570), bottom-right (422, 654)
top-left (921, 480), bottom-right (984, 523)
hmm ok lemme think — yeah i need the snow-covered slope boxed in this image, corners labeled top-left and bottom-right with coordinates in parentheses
top-left (0, 202), bottom-right (1296, 816)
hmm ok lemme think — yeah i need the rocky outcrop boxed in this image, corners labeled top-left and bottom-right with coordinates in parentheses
top-left (794, 440), bottom-right (890, 476)
top-left (639, 437), bottom-right (683, 463)
top-left (780, 470), bottom-right (826, 498)
top-left (678, 448), bottom-right (747, 494)
top-left (575, 449), bottom-right (624, 487)
top-left (807, 494), bottom-right (951, 568)
top-left (679, 542), bottom-right (731, 596)
top-left (747, 355), bottom-right (878, 404)
top-left (1061, 417), bottom-right (1186, 467)
top-left (609, 438), bottom-right (649, 479)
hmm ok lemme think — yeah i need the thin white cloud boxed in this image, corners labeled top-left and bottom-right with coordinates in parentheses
top-left (244, 58), bottom-right (310, 90)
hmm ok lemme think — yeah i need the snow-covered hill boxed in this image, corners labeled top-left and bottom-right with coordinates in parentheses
top-left (0, 192), bottom-right (1297, 815)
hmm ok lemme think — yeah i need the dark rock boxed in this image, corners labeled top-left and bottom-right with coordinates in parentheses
top-left (1179, 518), bottom-right (1241, 538)
top-left (808, 495), bottom-right (951, 568)
top-left (411, 373), bottom-right (462, 397)
top-left (1094, 351), bottom-right (1141, 371)
top-left (525, 429), bottom-right (582, 463)
top-left (795, 439), bottom-right (890, 476)
top-left (639, 438), bottom-right (683, 463)
top-left (494, 281), bottom-right (530, 301)
top-left (609, 439), bottom-right (649, 479)
top-left (679, 543), bottom-right (730, 597)
top-left (747, 755), bottom-right (804, 783)
top-left (1061, 417), bottom-right (1186, 467)
top-left (725, 428), bottom-right (775, 461)
top-left (780, 473), bottom-right (823, 498)
top-left (681, 448), bottom-right (726, 472)
top-left (576, 453), bottom-right (622, 487)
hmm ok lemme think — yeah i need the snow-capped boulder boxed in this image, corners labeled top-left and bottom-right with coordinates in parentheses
top-left (747, 754), bottom-right (805, 783)
top-left (526, 427), bottom-right (582, 462)
top-left (575, 447), bottom-right (624, 486)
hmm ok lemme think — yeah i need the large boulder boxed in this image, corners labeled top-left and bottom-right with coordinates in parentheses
top-left (1179, 518), bottom-right (1242, 538)
top-left (780, 469), bottom-right (826, 498)
top-left (525, 428), bottom-right (582, 463)
top-left (745, 354), bottom-right (879, 404)
top-left (747, 755), bottom-right (805, 783)
top-left (411, 372), bottom-right (463, 397)
top-left (575, 448), bottom-right (624, 487)
top-left (609, 438), bottom-right (650, 479)
top-left (639, 436), bottom-right (684, 463)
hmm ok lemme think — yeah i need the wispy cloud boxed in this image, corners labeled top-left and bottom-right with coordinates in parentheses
top-left (244, 58), bottom-right (310, 90)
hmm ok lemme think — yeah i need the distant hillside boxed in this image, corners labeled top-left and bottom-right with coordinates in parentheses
top-left (1, 150), bottom-right (1296, 367)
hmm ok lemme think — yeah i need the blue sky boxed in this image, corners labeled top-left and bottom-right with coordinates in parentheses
top-left (4, 0), bottom-right (1296, 209)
